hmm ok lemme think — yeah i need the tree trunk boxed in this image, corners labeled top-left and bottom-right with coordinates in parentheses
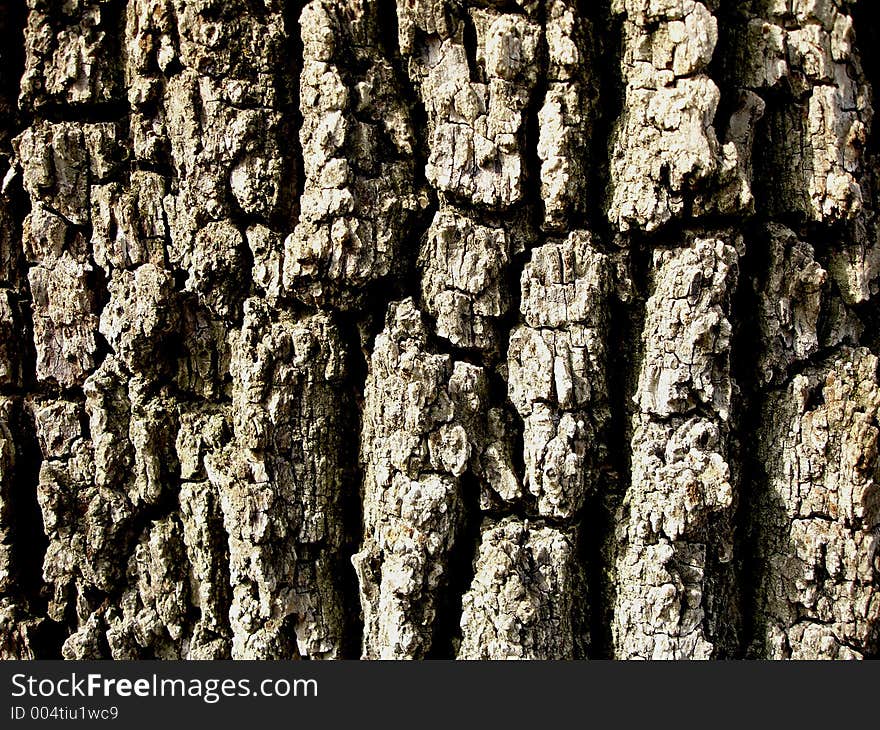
top-left (0, 0), bottom-right (878, 660)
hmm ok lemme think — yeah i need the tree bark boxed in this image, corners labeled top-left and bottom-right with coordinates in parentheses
top-left (0, 0), bottom-right (878, 660)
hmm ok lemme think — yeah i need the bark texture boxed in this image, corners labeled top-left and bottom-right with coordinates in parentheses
top-left (0, 0), bottom-right (879, 660)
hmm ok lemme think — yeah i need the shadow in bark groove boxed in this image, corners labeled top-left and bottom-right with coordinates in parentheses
top-left (333, 311), bottom-right (369, 659)
top-left (853, 4), bottom-right (880, 151)
top-left (575, 0), bottom-right (629, 659)
top-left (585, 0), bottom-right (623, 242)
top-left (283, 0), bottom-right (309, 222)
top-left (5, 401), bottom-right (59, 656)
top-left (426, 472), bottom-right (481, 659)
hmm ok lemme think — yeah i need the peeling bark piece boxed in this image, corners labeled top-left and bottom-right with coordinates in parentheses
top-left (693, 90), bottom-right (765, 217)
top-left (90, 172), bottom-right (168, 271)
top-left (22, 207), bottom-right (99, 392)
top-left (539, 0), bottom-right (598, 230)
top-left (61, 612), bottom-right (106, 660)
top-left (400, 3), bottom-right (541, 209)
top-left (161, 70), bottom-right (286, 265)
top-left (104, 516), bottom-right (190, 659)
top-left (474, 407), bottom-right (523, 508)
top-left (0, 600), bottom-right (44, 660)
top-left (99, 263), bottom-right (178, 371)
top-left (827, 217), bottom-right (880, 306)
top-left (728, 0), bottom-right (878, 315)
top-left (16, 121), bottom-right (121, 227)
top-left (35, 355), bottom-right (180, 658)
top-left (14, 122), bottom-right (123, 389)
top-left (179, 480), bottom-right (231, 659)
top-left (20, 0), bottom-right (122, 107)
top-left (355, 298), bottom-right (491, 658)
top-left (34, 400), bottom-right (82, 461)
top-left (458, 517), bottom-right (586, 659)
top-left (614, 232), bottom-right (740, 659)
top-left (85, 357), bottom-right (133, 492)
top-left (0, 187), bottom-right (24, 290)
top-left (29, 253), bottom-right (99, 388)
top-left (208, 300), bottom-right (350, 660)
top-left (38, 413), bottom-right (131, 619)
top-left (0, 289), bottom-right (23, 387)
top-left (753, 347), bottom-right (880, 659)
top-left (284, 0), bottom-right (418, 309)
top-left (247, 224), bottom-right (283, 303)
top-left (37, 356), bottom-right (183, 653)
top-left (15, 123), bottom-right (89, 225)
top-left (419, 207), bottom-right (515, 352)
top-left (175, 408), bottom-right (228, 482)
top-left (609, 1), bottom-right (757, 231)
top-left (135, 0), bottom-right (292, 295)
top-left (187, 220), bottom-right (246, 322)
top-left (754, 224), bottom-right (827, 386)
top-left (174, 300), bottom-right (231, 400)
top-left (636, 236), bottom-right (739, 420)
top-left (127, 378), bottom-right (179, 507)
top-left (733, 1), bottom-right (872, 223)
top-left (508, 231), bottom-right (612, 518)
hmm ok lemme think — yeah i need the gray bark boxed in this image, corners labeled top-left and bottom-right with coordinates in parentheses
top-left (0, 0), bottom-right (879, 660)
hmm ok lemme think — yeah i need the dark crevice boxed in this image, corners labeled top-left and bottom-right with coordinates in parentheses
top-left (487, 360), bottom-right (525, 488)
top-left (729, 219), bottom-right (775, 659)
top-left (472, 0), bottom-right (549, 499)
top-left (426, 471), bottom-right (481, 659)
top-left (592, 239), bottom-right (650, 659)
top-left (854, 297), bottom-right (880, 358)
top-left (102, 0), bottom-right (128, 105)
top-left (27, 617), bottom-right (68, 659)
top-left (710, 0), bottom-right (749, 117)
top-left (687, 96), bottom-right (762, 655)
top-left (461, 11), bottom-right (483, 85)
top-left (583, 0), bottom-right (621, 240)
top-left (575, 0), bottom-right (629, 660)
top-left (0, 0), bottom-right (57, 659)
top-left (282, 0), bottom-right (309, 227)
top-left (523, 4), bottom-right (547, 239)
top-left (4, 401), bottom-right (49, 606)
top-left (852, 4), bottom-right (880, 151)
top-left (24, 100), bottom-right (131, 126)
top-left (352, 0), bottom-right (436, 345)
top-left (374, 0), bottom-right (400, 61)
top-left (476, 502), bottom-right (575, 531)
top-left (306, 3), bottom-right (442, 647)
top-left (582, 313), bottom-right (633, 658)
top-left (720, 0), bottom-right (880, 656)
top-left (333, 311), bottom-right (368, 659)
top-left (93, 615), bottom-right (115, 660)
top-left (85, 253), bottom-right (114, 372)
top-left (0, 0), bottom-right (26, 136)
top-left (852, 0), bottom-right (880, 360)
top-left (2, 176), bottom-right (34, 393)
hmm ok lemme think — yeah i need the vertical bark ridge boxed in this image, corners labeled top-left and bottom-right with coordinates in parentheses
top-left (720, 0), bottom-right (880, 659)
top-left (605, 0), bottom-right (762, 658)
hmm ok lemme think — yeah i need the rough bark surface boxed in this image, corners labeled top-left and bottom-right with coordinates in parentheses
top-left (0, 0), bottom-right (879, 660)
